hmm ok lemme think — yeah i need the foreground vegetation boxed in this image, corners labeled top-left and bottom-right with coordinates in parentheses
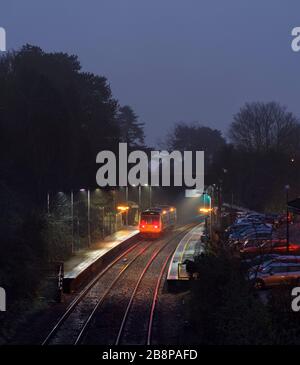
top-left (187, 240), bottom-right (300, 345)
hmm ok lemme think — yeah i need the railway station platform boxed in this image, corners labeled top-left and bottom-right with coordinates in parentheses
top-left (63, 226), bottom-right (139, 293)
top-left (167, 223), bottom-right (205, 282)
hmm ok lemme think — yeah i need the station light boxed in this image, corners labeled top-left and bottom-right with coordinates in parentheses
top-left (199, 207), bottom-right (213, 214)
top-left (117, 205), bottom-right (129, 212)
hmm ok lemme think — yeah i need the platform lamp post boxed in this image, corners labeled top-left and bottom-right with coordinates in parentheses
top-left (125, 186), bottom-right (129, 226)
top-left (200, 191), bottom-right (212, 239)
top-left (149, 185), bottom-right (152, 208)
top-left (71, 190), bottom-right (74, 253)
top-left (100, 206), bottom-right (105, 238)
top-left (206, 193), bottom-right (212, 239)
top-left (143, 183), bottom-right (150, 208)
top-left (285, 184), bottom-right (290, 253)
top-left (80, 188), bottom-right (91, 247)
top-left (138, 185), bottom-right (142, 210)
top-left (87, 189), bottom-right (91, 247)
top-left (47, 192), bottom-right (49, 214)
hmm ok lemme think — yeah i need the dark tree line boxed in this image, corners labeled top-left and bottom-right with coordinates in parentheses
top-left (165, 102), bottom-right (300, 211)
top-left (229, 102), bottom-right (300, 154)
top-left (224, 102), bottom-right (300, 211)
top-left (0, 44), bottom-right (144, 202)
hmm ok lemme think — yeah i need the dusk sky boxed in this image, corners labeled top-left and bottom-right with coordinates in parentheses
top-left (1, 0), bottom-right (300, 146)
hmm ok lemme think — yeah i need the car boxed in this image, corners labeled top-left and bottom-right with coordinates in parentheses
top-left (240, 238), bottom-right (269, 249)
top-left (241, 254), bottom-right (279, 270)
top-left (249, 255), bottom-right (300, 274)
top-left (236, 217), bottom-right (263, 225)
top-left (236, 211), bottom-right (248, 218)
top-left (228, 226), bottom-right (254, 240)
top-left (234, 229), bottom-right (273, 245)
top-left (234, 234), bottom-right (273, 250)
top-left (238, 225), bottom-right (273, 236)
top-left (240, 231), bottom-right (273, 241)
top-left (225, 223), bottom-right (252, 237)
top-left (248, 262), bottom-right (300, 289)
top-left (264, 213), bottom-right (279, 225)
top-left (245, 213), bottom-right (265, 221)
top-left (229, 224), bottom-right (272, 241)
top-left (240, 239), bottom-right (300, 258)
top-left (260, 240), bottom-right (300, 254)
top-left (226, 223), bottom-right (252, 232)
top-left (277, 213), bottom-right (293, 226)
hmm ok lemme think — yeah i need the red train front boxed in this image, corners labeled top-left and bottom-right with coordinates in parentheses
top-left (139, 206), bottom-right (176, 237)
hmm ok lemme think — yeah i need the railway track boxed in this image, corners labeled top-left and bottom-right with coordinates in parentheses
top-left (42, 223), bottom-right (195, 346)
top-left (80, 223), bottom-right (194, 346)
top-left (42, 238), bottom-right (149, 345)
top-left (115, 247), bottom-right (176, 345)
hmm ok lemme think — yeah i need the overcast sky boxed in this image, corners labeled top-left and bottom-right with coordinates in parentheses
top-left (1, 0), bottom-right (300, 146)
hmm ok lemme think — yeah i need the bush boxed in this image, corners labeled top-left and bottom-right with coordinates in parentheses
top-left (0, 182), bottom-right (72, 342)
top-left (188, 248), bottom-right (273, 344)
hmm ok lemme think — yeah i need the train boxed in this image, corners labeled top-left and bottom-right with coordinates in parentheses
top-left (139, 205), bottom-right (177, 237)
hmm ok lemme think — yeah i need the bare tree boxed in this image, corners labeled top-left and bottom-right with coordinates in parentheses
top-left (229, 102), bottom-right (300, 154)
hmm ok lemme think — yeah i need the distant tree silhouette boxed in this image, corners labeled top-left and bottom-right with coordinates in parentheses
top-left (0, 44), bottom-right (122, 201)
top-left (210, 102), bottom-right (300, 210)
top-left (229, 102), bottom-right (300, 154)
top-left (117, 105), bottom-right (145, 147)
top-left (166, 122), bottom-right (225, 166)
